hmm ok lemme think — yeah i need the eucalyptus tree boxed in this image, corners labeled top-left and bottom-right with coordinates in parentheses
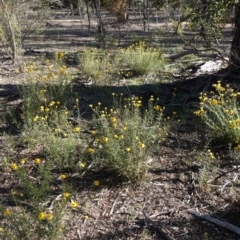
top-left (162, 0), bottom-right (240, 66)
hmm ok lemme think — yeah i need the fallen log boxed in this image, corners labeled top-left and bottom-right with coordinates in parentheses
top-left (187, 209), bottom-right (240, 236)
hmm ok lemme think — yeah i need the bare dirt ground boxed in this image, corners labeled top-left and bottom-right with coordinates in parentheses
top-left (0, 8), bottom-right (240, 240)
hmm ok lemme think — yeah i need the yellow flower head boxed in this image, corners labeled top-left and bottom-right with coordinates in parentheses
top-left (102, 137), bottom-right (108, 143)
top-left (70, 201), bottom-right (78, 208)
top-left (210, 99), bottom-right (218, 106)
top-left (125, 147), bottom-right (131, 152)
top-left (34, 158), bottom-right (41, 165)
top-left (38, 212), bottom-right (45, 220)
top-left (72, 127), bottom-right (80, 133)
top-left (49, 101), bottom-right (55, 107)
top-left (110, 117), bottom-right (117, 123)
top-left (10, 163), bottom-right (18, 171)
top-left (87, 148), bottom-right (94, 154)
top-left (90, 130), bottom-right (96, 135)
top-left (60, 174), bottom-right (67, 180)
top-left (138, 142), bottom-right (145, 148)
top-left (63, 192), bottom-right (70, 200)
top-left (93, 180), bottom-right (100, 186)
top-left (46, 213), bottom-right (53, 221)
top-left (4, 209), bottom-right (11, 217)
top-left (78, 162), bottom-right (86, 168)
top-left (19, 158), bottom-right (25, 164)
top-left (33, 116), bottom-right (39, 122)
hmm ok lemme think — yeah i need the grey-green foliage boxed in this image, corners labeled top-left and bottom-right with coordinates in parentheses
top-left (0, 0), bottom-right (50, 67)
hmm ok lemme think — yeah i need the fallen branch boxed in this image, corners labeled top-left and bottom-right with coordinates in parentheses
top-left (187, 209), bottom-right (240, 235)
top-left (142, 210), bottom-right (175, 240)
top-left (163, 50), bottom-right (218, 61)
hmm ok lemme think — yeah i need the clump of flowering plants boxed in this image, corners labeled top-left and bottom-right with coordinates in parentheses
top-left (194, 81), bottom-right (240, 146)
top-left (86, 94), bottom-right (169, 182)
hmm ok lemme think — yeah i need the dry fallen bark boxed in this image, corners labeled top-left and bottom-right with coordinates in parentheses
top-left (187, 209), bottom-right (240, 236)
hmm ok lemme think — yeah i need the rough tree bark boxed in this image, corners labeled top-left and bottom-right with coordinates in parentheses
top-left (230, 3), bottom-right (240, 67)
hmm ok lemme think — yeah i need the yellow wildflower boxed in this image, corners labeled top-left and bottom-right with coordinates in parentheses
top-left (33, 116), bottom-right (39, 122)
top-left (49, 101), bottom-right (55, 107)
top-left (210, 99), bottom-right (218, 106)
top-left (46, 213), bottom-right (53, 221)
top-left (4, 209), bottom-right (11, 217)
top-left (70, 201), bottom-right (78, 208)
top-left (90, 130), bottom-right (96, 135)
top-left (87, 148), bottom-right (94, 154)
top-left (102, 137), bottom-right (108, 143)
top-left (72, 127), bottom-right (80, 133)
top-left (63, 192), bottom-right (70, 200)
top-left (93, 180), bottom-right (100, 186)
top-left (34, 158), bottom-right (41, 165)
top-left (10, 163), bottom-right (18, 171)
top-left (125, 147), bottom-right (131, 152)
top-left (234, 144), bottom-right (240, 151)
top-left (78, 162), bottom-right (86, 168)
top-left (138, 142), bottom-right (145, 148)
top-left (38, 212), bottom-right (45, 220)
top-left (110, 117), bottom-right (117, 123)
top-left (60, 174), bottom-right (67, 180)
top-left (19, 158), bottom-right (25, 164)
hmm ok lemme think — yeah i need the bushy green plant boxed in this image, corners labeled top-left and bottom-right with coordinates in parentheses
top-left (194, 81), bottom-right (240, 147)
top-left (86, 94), bottom-right (168, 182)
top-left (1, 156), bottom-right (78, 239)
top-left (18, 53), bottom-right (73, 124)
top-left (197, 149), bottom-right (219, 190)
top-left (116, 41), bottom-right (165, 76)
top-left (79, 48), bottom-right (113, 83)
top-left (16, 53), bottom-right (84, 168)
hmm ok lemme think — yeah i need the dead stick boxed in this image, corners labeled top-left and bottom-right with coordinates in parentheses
top-left (187, 209), bottom-right (240, 235)
top-left (142, 211), bottom-right (175, 240)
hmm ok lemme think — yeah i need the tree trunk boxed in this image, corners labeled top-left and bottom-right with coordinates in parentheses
top-left (230, 4), bottom-right (240, 67)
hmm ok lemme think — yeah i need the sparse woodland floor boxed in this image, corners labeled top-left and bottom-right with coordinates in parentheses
top-left (0, 8), bottom-right (240, 240)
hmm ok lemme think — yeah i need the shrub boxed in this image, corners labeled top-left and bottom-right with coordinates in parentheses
top-left (79, 48), bottom-right (112, 84)
top-left (116, 41), bottom-right (165, 76)
top-left (194, 81), bottom-right (240, 147)
top-left (86, 94), bottom-right (168, 182)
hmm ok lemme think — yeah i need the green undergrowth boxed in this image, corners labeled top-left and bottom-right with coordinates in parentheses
top-left (0, 51), bottom-right (171, 239)
top-left (1, 50), bottom-right (239, 239)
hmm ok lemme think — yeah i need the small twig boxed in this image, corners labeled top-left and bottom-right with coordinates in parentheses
top-left (221, 173), bottom-right (238, 192)
top-left (123, 82), bottom-right (133, 98)
top-left (142, 210), bottom-right (175, 240)
top-left (109, 195), bottom-right (119, 215)
top-left (187, 209), bottom-right (240, 235)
